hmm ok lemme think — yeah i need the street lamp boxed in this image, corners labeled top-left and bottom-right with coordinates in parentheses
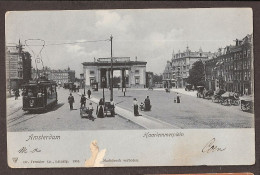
top-left (110, 35), bottom-right (113, 101)
top-left (83, 73), bottom-right (86, 95)
top-left (84, 80), bottom-right (86, 95)
top-left (102, 77), bottom-right (105, 101)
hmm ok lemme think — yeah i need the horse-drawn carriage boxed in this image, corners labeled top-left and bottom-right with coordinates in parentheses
top-left (240, 95), bottom-right (253, 112)
top-left (220, 92), bottom-right (240, 106)
top-left (212, 89), bottom-right (226, 103)
top-left (185, 84), bottom-right (193, 91)
top-left (196, 86), bottom-right (205, 98)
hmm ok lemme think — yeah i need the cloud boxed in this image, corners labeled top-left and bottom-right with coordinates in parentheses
top-left (66, 44), bottom-right (87, 56)
top-left (95, 11), bottom-right (133, 33)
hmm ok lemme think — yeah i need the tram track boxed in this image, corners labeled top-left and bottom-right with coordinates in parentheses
top-left (7, 113), bottom-right (41, 128)
top-left (7, 106), bottom-right (23, 116)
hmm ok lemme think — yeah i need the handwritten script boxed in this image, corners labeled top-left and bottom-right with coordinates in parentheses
top-left (202, 138), bottom-right (226, 153)
top-left (18, 147), bottom-right (41, 154)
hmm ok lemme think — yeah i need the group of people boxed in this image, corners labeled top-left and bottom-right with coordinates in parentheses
top-left (68, 89), bottom-right (92, 110)
top-left (67, 89), bottom-right (115, 119)
top-left (133, 93), bottom-right (181, 116)
top-left (133, 96), bottom-right (151, 116)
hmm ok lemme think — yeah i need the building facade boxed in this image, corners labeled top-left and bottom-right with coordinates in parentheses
top-left (32, 67), bottom-right (75, 85)
top-left (205, 34), bottom-right (253, 95)
top-left (163, 47), bottom-right (214, 88)
top-left (146, 72), bottom-right (154, 88)
top-left (162, 61), bottom-right (174, 88)
top-left (82, 57), bottom-right (147, 88)
top-left (6, 44), bottom-right (32, 91)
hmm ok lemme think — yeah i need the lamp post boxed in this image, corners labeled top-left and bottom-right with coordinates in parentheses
top-left (124, 61), bottom-right (127, 96)
top-left (84, 80), bottom-right (86, 95)
top-left (110, 35), bottom-right (113, 101)
top-left (102, 77), bottom-right (105, 101)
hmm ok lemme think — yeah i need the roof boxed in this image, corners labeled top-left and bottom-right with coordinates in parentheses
top-left (82, 61), bottom-right (147, 66)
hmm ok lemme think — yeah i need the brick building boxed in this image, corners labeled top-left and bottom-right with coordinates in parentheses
top-left (6, 44), bottom-right (32, 91)
top-left (205, 34), bottom-right (253, 95)
top-left (32, 67), bottom-right (75, 85)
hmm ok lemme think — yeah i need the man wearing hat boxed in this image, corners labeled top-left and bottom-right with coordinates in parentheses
top-left (68, 93), bottom-right (75, 110)
top-left (80, 94), bottom-right (87, 108)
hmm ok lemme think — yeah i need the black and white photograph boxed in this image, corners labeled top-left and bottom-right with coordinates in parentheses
top-left (6, 9), bottom-right (254, 131)
top-left (5, 8), bottom-right (255, 168)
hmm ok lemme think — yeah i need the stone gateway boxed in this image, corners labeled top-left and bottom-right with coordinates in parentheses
top-left (82, 57), bottom-right (147, 88)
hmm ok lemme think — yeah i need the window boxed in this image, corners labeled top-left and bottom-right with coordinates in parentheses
top-left (247, 49), bottom-right (251, 57)
top-left (135, 70), bottom-right (139, 74)
top-left (244, 50), bottom-right (247, 57)
top-left (90, 79), bottom-right (94, 84)
top-left (244, 62), bottom-right (247, 69)
top-left (244, 72), bottom-right (247, 81)
top-left (248, 71), bottom-right (251, 80)
top-left (135, 77), bottom-right (140, 85)
top-left (90, 70), bottom-right (95, 74)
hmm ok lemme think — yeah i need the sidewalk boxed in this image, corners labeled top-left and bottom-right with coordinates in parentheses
top-left (6, 96), bottom-right (23, 116)
top-left (117, 87), bottom-right (197, 97)
top-left (170, 88), bottom-right (197, 97)
top-left (76, 92), bottom-right (180, 129)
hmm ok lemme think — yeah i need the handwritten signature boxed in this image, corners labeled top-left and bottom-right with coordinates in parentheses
top-left (202, 138), bottom-right (226, 153)
top-left (18, 147), bottom-right (41, 154)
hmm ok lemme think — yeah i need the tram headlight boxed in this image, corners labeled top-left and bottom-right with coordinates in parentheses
top-left (29, 99), bottom-right (35, 107)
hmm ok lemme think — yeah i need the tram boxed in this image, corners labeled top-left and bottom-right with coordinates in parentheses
top-left (22, 77), bottom-right (58, 112)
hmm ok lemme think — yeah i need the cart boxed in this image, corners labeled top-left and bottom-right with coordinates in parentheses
top-left (196, 86), bottom-right (205, 98)
top-left (80, 107), bottom-right (95, 121)
top-left (240, 95), bottom-right (254, 112)
top-left (104, 102), bottom-right (115, 117)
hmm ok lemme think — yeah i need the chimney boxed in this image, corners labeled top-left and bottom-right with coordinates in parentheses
top-left (236, 39), bottom-right (239, 46)
top-left (135, 56), bottom-right (137, 62)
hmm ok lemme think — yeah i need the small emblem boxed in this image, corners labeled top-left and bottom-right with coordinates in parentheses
top-left (12, 157), bottom-right (18, 163)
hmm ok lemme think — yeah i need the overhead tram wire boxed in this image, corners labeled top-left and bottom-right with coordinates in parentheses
top-left (25, 39), bottom-right (46, 78)
top-left (22, 38), bottom-right (110, 47)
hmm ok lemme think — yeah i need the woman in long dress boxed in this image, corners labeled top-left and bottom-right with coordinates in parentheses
top-left (97, 98), bottom-right (104, 118)
top-left (176, 93), bottom-right (181, 103)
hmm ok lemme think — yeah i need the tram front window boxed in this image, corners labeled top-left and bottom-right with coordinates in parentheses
top-left (23, 87), bottom-right (37, 97)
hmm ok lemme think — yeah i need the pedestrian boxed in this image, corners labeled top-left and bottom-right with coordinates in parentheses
top-left (133, 98), bottom-right (140, 116)
top-left (144, 96), bottom-right (151, 111)
top-left (176, 93), bottom-right (181, 103)
top-left (87, 102), bottom-right (94, 120)
top-left (96, 98), bottom-right (104, 118)
top-left (68, 93), bottom-right (75, 110)
top-left (245, 87), bottom-right (249, 96)
top-left (15, 89), bottom-right (20, 100)
top-left (110, 99), bottom-right (115, 116)
top-left (80, 94), bottom-right (86, 108)
top-left (87, 89), bottom-right (92, 99)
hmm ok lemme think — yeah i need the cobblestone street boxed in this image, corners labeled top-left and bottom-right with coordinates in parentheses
top-left (7, 87), bottom-right (253, 132)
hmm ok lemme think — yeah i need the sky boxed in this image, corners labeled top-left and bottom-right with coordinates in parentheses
top-left (5, 8), bottom-right (253, 77)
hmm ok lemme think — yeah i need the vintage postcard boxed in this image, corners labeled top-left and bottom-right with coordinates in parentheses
top-left (6, 8), bottom-right (254, 168)
top-left (146, 173), bottom-right (254, 175)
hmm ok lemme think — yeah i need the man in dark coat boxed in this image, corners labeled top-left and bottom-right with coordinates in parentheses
top-left (87, 89), bottom-right (91, 99)
top-left (68, 93), bottom-right (75, 110)
top-left (80, 94), bottom-right (86, 108)
top-left (15, 89), bottom-right (20, 100)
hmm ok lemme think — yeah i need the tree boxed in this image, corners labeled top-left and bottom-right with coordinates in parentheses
top-left (153, 74), bottom-right (163, 83)
top-left (187, 60), bottom-right (205, 87)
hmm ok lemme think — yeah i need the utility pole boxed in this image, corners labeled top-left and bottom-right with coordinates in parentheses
top-left (110, 35), bottom-right (113, 101)
top-left (17, 40), bottom-right (22, 90)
